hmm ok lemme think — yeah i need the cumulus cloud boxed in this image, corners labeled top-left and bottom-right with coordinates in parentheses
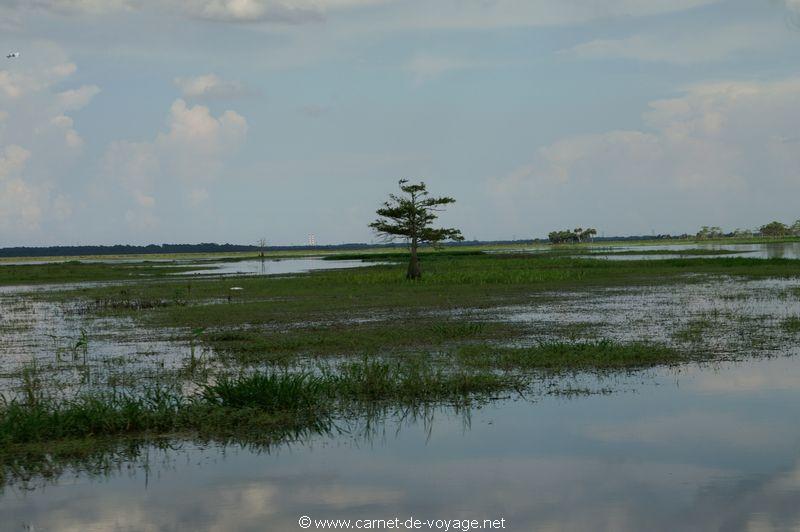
top-left (56, 84), bottom-right (101, 110)
top-left (173, 74), bottom-right (246, 99)
top-left (0, 144), bottom-right (30, 179)
top-left (176, 0), bottom-right (322, 23)
top-left (0, 145), bottom-right (58, 235)
top-left (0, 44), bottom-right (96, 242)
top-left (489, 78), bottom-right (800, 235)
top-left (100, 99), bottom-right (247, 232)
top-left (156, 99), bottom-right (247, 181)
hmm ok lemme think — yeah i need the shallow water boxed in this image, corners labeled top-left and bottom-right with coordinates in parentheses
top-left (3, 356), bottom-right (800, 531)
top-left (485, 277), bottom-right (800, 355)
top-left (172, 258), bottom-right (379, 276)
top-left (585, 242), bottom-right (800, 260)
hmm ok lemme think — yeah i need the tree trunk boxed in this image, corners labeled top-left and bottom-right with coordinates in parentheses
top-left (406, 240), bottom-right (421, 280)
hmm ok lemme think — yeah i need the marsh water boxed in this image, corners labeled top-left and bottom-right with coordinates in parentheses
top-left (4, 357), bottom-right (800, 531)
top-left (584, 242), bottom-right (800, 261)
top-left (3, 242), bottom-right (800, 530)
top-left (171, 257), bottom-right (380, 277)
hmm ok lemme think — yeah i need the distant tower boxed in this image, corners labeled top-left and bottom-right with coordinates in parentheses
top-left (308, 233), bottom-right (316, 247)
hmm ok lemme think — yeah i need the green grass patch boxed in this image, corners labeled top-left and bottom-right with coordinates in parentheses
top-left (457, 340), bottom-right (690, 371)
top-left (205, 321), bottom-right (522, 365)
top-left (674, 318), bottom-right (714, 343)
top-left (782, 316), bottom-right (800, 333)
top-left (596, 248), bottom-right (747, 256)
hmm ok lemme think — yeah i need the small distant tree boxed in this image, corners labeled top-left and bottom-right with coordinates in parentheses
top-left (791, 220), bottom-right (800, 236)
top-left (257, 237), bottom-right (268, 258)
top-left (370, 180), bottom-right (463, 280)
top-left (760, 221), bottom-right (790, 237)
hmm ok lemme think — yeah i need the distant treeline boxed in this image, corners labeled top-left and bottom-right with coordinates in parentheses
top-left (0, 236), bottom-right (674, 258)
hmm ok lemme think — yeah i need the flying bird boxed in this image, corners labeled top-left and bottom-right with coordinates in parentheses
top-left (6, 52), bottom-right (20, 59)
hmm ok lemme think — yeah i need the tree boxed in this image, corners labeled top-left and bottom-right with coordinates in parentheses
top-left (578, 228), bottom-right (597, 242)
top-left (548, 227), bottom-right (597, 244)
top-left (696, 226), bottom-right (723, 240)
top-left (760, 221), bottom-right (790, 237)
top-left (370, 180), bottom-right (463, 280)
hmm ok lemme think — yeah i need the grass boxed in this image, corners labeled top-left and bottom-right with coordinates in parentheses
top-left (674, 318), bottom-right (714, 343)
top-left (457, 340), bottom-right (690, 371)
top-left (205, 321), bottom-right (523, 365)
top-left (782, 316), bottom-right (800, 333)
top-left (43, 255), bottom-right (800, 334)
top-left (0, 261), bottom-right (203, 285)
top-left (0, 359), bottom-right (516, 458)
top-left (595, 248), bottom-right (747, 256)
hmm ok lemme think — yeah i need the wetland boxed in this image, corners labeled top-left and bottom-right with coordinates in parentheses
top-left (2, 242), bottom-right (800, 530)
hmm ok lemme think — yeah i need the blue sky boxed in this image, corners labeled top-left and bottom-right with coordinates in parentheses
top-left (1, 0), bottom-right (799, 246)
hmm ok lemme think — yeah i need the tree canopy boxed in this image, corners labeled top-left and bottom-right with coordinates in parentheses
top-left (370, 180), bottom-right (463, 279)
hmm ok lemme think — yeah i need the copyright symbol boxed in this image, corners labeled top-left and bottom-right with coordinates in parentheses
top-left (299, 515), bottom-right (312, 529)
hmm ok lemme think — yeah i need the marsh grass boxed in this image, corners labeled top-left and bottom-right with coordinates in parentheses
top-left (674, 318), bottom-right (714, 343)
top-left (205, 321), bottom-right (522, 365)
top-left (782, 316), bottom-right (800, 333)
top-left (0, 357), bottom-right (518, 464)
top-left (457, 340), bottom-right (690, 372)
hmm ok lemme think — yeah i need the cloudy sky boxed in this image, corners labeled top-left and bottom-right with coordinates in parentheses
top-left (1, 0), bottom-right (799, 246)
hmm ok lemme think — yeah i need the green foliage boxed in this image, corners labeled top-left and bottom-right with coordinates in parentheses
top-left (548, 227), bottom-right (597, 244)
top-left (696, 226), bottom-right (725, 239)
top-left (782, 316), bottom-right (800, 333)
top-left (202, 373), bottom-right (325, 411)
top-left (370, 180), bottom-right (464, 279)
top-left (760, 221), bottom-right (791, 237)
top-left (369, 180), bottom-right (464, 245)
top-left (457, 340), bottom-right (688, 371)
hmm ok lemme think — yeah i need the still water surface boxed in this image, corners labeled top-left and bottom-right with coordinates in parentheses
top-left (3, 356), bottom-right (800, 531)
top-left (585, 242), bottom-right (800, 260)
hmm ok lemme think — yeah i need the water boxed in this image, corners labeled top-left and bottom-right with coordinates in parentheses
top-left (3, 357), bottom-right (800, 531)
top-left (584, 242), bottom-right (800, 261)
top-left (171, 258), bottom-right (380, 276)
top-left (484, 277), bottom-right (800, 355)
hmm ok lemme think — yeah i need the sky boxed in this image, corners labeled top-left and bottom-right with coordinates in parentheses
top-left (1, 0), bottom-right (799, 246)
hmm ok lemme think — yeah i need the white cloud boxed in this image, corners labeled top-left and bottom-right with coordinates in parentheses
top-left (563, 24), bottom-right (785, 64)
top-left (56, 84), bottom-right (101, 110)
top-left (156, 99), bottom-right (247, 182)
top-left (0, 144), bottom-right (30, 179)
top-left (173, 74), bottom-right (246, 99)
top-left (490, 77), bottom-right (800, 235)
top-left (100, 99), bottom-right (247, 232)
top-left (0, 145), bottom-right (49, 233)
top-left (405, 53), bottom-right (484, 83)
top-left (0, 44), bottom-right (93, 242)
top-left (0, 65), bottom-right (75, 99)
